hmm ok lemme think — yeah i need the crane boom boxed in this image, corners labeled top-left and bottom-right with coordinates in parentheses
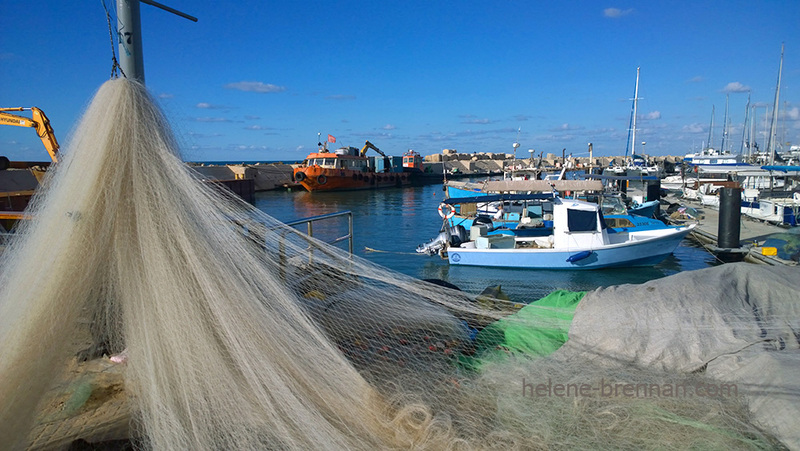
top-left (0, 107), bottom-right (60, 162)
top-left (359, 140), bottom-right (387, 158)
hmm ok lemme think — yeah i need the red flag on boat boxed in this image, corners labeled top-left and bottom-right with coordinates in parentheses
top-left (327, 134), bottom-right (336, 143)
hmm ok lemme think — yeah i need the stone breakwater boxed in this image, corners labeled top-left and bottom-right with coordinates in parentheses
top-left (188, 153), bottom-right (685, 192)
top-left (189, 162), bottom-right (297, 192)
top-left (423, 150), bottom-right (685, 175)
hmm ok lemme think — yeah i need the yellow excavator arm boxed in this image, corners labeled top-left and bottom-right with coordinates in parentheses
top-left (359, 140), bottom-right (387, 158)
top-left (0, 107), bottom-right (60, 162)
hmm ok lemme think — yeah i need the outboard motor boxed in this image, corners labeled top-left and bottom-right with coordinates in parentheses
top-left (416, 224), bottom-right (467, 256)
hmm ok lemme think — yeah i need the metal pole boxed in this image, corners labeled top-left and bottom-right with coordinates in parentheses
top-left (117, 0), bottom-right (146, 83)
top-left (348, 212), bottom-right (354, 254)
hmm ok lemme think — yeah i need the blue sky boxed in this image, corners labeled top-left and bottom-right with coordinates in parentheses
top-left (1, 1), bottom-right (798, 162)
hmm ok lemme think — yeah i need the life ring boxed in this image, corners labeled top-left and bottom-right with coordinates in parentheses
top-left (294, 171), bottom-right (306, 182)
top-left (438, 203), bottom-right (455, 219)
top-left (317, 175), bottom-right (327, 185)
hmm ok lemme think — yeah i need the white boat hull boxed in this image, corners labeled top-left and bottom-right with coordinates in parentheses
top-left (447, 225), bottom-right (694, 269)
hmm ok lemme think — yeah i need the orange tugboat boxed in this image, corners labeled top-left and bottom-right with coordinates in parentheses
top-left (402, 149), bottom-right (424, 172)
top-left (293, 137), bottom-right (411, 192)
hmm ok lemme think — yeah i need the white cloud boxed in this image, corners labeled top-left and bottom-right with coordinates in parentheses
top-left (549, 123), bottom-right (585, 132)
top-left (722, 82), bottom-right (750, 93)
top-left (462, 118), bottom-right (492, 124)
top-left (688, 76), bottom-right (704, 83)
top-left (224, 81), bottom-right (286, 93)
top-left (682, 123), bottom-right (705, 133)
top-left (782, 106), bottom-right (799, 121)
top-left (196, 102), bottom-right (228, 109)
top-left (643, 111), bottom-right (661, 120)
top-left (604, 8), bottom-right (634, 18)
top-left (382, 124), bottom-right (396, 130)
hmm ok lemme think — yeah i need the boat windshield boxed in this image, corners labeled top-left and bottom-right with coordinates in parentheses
top-left (601, 197), bottom-right (627, 215)
top-left (309, 158), bottom-right (338, 168)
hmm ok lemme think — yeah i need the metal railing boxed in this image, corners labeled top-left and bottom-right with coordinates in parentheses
top-left (284, 210), bottom-right (354, 254)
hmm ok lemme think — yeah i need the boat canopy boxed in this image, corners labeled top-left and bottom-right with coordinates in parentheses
top-left (441, 193), bottom-right (554, 205)
top-left (762, 165), bottom-right (800, 174)
top-left (482, 179), bottom-right (604, 193)
top-left (582, 174), bottom-right (659, 181)
top-left (553, 199), bottom-right (607, 248)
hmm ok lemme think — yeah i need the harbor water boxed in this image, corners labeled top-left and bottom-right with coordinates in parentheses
top-left (255, 183), bottom-right (718, 303)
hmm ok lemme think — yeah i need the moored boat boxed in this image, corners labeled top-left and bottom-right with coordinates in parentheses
top-left (416, 191), bottom-right (686, 259)
top-left (402, 150), bottom-right (423, 172)
top-left (293, 140), bottom-right (411, 192)
top-left (443, 198), bottom-right (694, 270)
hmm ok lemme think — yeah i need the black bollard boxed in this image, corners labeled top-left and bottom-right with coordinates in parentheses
top-left (718, 187), bottom-right (741, 249)
top-left (646, 179), bottom-right (661, 202)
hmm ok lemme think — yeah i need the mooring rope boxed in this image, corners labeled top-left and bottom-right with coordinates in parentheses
top-left (364, 246), bottom-right (421, 255)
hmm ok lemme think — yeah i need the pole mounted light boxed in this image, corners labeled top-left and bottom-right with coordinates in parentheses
top-left (116, 0), bottom-right (197, 84)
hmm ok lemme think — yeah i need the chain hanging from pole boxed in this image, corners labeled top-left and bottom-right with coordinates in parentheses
top-left (102, 0), bottom-right (126, 79)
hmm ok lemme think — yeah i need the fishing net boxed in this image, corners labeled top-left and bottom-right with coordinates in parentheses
top-left (1, 78), bottom-right (797, 450)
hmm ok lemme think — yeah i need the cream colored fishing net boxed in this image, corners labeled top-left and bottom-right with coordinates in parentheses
top-left (0, 78), bottom-right (796, 450)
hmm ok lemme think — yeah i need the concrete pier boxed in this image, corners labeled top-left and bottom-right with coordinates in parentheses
top-left (663, 194), bottom-right (796, 266)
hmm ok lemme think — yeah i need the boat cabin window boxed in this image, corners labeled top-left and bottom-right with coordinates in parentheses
top-left (566, 209), bottom-right (599, 232)
top-left (309, 158), bottom-right (338, 168)
top-left (604, 216), bottom-right (633, 228)
top-left (343, 159), bottom-right (367, 171)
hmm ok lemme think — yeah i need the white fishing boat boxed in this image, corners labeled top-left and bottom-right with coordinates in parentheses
top-left (442, 198), bottom-right (694, 269)
top-left (741, 194), bottom-right (800, 226)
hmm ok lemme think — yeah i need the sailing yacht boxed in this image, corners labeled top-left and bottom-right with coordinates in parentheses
top-left (684, 101), bottom-right (749, 167)
top-left (607, 67), bottom-right (662, 177)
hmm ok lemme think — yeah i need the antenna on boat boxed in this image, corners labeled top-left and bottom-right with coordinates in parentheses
top-left (116, 0), bottom-right (197, 84)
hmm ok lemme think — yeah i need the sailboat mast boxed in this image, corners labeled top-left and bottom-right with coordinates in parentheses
top-left (631, 67), bottom-right (640, 156)
top-left (750, 105), bottom-right (757, 160)
top-left (766, 43), bottom-right (784, 166)
top-left (720, 94), bottom-right (730, 153)
top-left (740, 92), bottom-right (750, 156)
top-left (706, 105), bottom-right (715, 152)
